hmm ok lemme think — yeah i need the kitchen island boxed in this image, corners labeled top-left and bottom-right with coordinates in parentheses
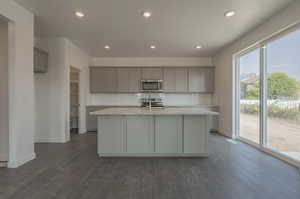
top-left (91, 107), bottom-right (218, 157)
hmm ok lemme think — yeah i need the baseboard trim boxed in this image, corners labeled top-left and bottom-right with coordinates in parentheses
top-left (35, 137), bottom-right (67, 143)
top-left (98, 153), bottom-right (209, 157)
top-left (8, 152), bottom-right (36, 168)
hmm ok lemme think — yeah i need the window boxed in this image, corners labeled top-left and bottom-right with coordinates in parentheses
top-left (236, 26), bottom-right (300, 164)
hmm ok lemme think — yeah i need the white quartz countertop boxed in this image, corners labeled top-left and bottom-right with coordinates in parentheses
top-left (91, 107), bottom-right (219, 116)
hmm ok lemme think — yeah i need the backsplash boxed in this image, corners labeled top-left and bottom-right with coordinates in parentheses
top-left (86, 93), bottom-right (213, 106)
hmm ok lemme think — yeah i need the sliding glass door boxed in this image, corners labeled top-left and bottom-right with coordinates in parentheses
top-left (266, 29), bottom-right (300, 161)
top-left (238, 49), bottom-right (260, 144)
top-left (237, 27), bottom-right (300, 163)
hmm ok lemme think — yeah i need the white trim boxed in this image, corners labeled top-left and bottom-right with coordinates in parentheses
top-left (35, 137), bottom-right (67, 143)
top-left (8, 153), bottom-right (36, 168)
top-left (98, 153), bottom-right (209, 157)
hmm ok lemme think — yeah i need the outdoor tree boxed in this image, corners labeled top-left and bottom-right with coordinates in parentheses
top-left (246, 72), bottom-right (300, 99)
top-left (268, 72), bottom-right (300, 98)
top-left (246, 84), bottom-right (260, 99)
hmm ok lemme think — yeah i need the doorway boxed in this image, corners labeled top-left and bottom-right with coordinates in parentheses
top-left (70, 66), bottom-right (80, 134)
top-left (0, 18), bottom-right (9, 167)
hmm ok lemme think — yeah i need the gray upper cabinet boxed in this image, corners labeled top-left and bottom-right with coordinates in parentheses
top-left (89, 66), bottom-right (214, 93)
top-left (117, 68), bottom-right (141, 92)
top-left (34, 47), bottom-right (48, 73)
top-left (164, 68), bottom-right (188, 92)
top-left (141, 68), bottom-right (163, 80)
top-left (188, 67), bottom-right (215, 93)
top-left (90, 67), bottom-right (117, 93)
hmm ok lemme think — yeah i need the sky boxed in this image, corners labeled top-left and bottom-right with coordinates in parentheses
top-left (240, 28), bottom-right (300, 81)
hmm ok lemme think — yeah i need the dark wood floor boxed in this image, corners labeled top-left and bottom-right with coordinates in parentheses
top-left (1, 133), bottom-right (300, 199)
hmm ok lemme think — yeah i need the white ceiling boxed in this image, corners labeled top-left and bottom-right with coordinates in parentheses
top-left (14, 0), bottom-right (295, 57)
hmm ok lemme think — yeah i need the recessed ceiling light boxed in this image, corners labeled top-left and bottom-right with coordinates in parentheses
top-left (104, 45), bottom-right (110, 49)
top-left (142, 11), bottom-right (152, 18)
top-left (75, 11), bottom-right (85, 18)
top-left (224, 10), bottom-right (235, 17)
top-left (150, 45), bottom-right (156, 49)
top-left (195, 45), bottom-right (202, 49)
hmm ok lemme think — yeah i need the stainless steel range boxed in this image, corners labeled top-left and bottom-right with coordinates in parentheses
top-left (139, 92), bottom-right (165, 108)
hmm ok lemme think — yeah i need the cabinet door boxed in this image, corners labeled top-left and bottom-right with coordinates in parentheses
top-left (90, 67), bottom-right (117, 93)
top-left (98, 116), bottom-right (124, 154)
top-left (164, 68), bottom-right (188, 92)
top-left (117, 68), bottom-right (141, 92)
top-left (175, 68), bottom-right (188, 92)
top-left (163, 68), bottom-right (176, 92)
top-left (128, 68), bottom-right (141, 92)
top-left (126, 116), bottom-right (154, 153)
top-left (188, 68), bottom-right (214, 93)
top-left (155, 116), bottom-right (183, 153)
top-left (117, 68), bottom-right (130, 92)
top-left (141, 68), bottom-right (163, 80)
top-left (183, 116), bottom-right (208, 154)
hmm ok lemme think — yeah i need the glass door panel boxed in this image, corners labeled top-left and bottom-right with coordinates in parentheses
top-left (266, 30), bottom-right (300, 161)
top-left (239, 49), bottom-right (261, 144)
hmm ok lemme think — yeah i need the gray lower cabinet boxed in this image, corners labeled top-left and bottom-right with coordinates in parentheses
top-left (90, 67), bottom-right (117, 93)
top-left (98, 116), bottom-right (124, 153)
top-left (126, 116), bottom-right (155, 153)
top-left (188, 67), bottom-right (214, 93)
top-left (183, 116), bottom-right (208, 154)
top-left (155, 116), bottom-right (183, 153)
top-left (164, 68), bottom-right (188, 92)
top-left (117, 68), bottom-right (141, 92)
top-left (97, 115), bottom-right (209, 156)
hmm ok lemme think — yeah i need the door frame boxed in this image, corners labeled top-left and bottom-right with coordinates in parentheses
top-left (68, 66), bottom-right (81, 138)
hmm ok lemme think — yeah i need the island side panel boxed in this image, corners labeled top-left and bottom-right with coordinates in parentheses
top-left (98, 116), bottom-right (125, 155)
top-left (183, 115), bottom-right (209, 155)
top-left (155, 116), bottom-right (183, 153)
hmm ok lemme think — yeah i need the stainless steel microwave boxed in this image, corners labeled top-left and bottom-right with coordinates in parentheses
top-left (140, 80), bottom-right (163, 92)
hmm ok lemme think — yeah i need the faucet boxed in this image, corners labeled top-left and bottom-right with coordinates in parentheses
top-left (149, 98), bottom-right (152, 110)
top-left (148, 93), bottom-right (152, 110)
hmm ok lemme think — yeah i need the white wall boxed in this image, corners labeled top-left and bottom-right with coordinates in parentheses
top-left (0, 19), bottom-right (8, 162)
top-left (35, 37), bottom-right (90, 143)
top-left (35, 37), bottom-right (68, 143)
top-left (88, 57), bottom-right (214, 106)
top-left (0, 0), bottom-right (35, 168)
top-left (213, 0), bottom-right (300, 137)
